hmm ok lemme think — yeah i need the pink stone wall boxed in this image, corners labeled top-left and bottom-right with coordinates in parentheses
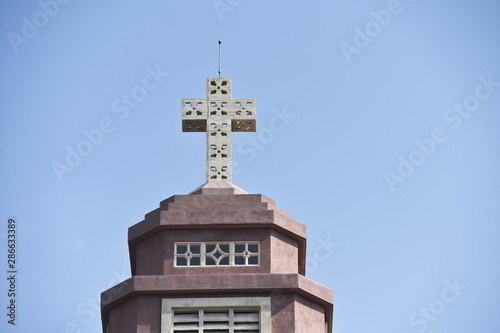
top-left (135, 232), bottom-right (163, 275)
top-left (270, 292), bottom-right (328, 332)
top-left (137, 296), bottom-right (162, 333)
top-left (271, 292), bottom-right (296, 332)
top-left (270, 229), bottom-right (299, 274)
top-left (294, 294), bottom-right (326, 333)
top-left (108, 298), bottom-right (138, 333)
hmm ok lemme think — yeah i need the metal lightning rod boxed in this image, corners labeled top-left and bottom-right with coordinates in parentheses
top-left (218, 40), bottom-right (222, 77)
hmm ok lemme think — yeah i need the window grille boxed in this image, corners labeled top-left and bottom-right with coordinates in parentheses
top-left (162, 297), bottom-right (271, 333)
top-left (173, 308), bottom-right (260, 332)
top-left (175, 242), bottom-right (260, 267)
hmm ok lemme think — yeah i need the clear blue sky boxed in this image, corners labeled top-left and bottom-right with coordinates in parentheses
top-left (1, 1), bottom-right (499, 332)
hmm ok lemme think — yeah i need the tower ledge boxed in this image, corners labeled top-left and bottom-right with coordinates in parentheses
top-left (189, 181), bottom-right (248, 195)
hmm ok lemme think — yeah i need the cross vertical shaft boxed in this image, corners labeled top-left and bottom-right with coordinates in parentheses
top-left (182, 78), bottom-right (256, 182)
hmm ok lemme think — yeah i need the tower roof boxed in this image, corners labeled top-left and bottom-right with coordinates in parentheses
top-left (127, 182), bottom-right (308, 276)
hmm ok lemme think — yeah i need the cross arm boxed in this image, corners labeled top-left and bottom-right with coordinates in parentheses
top-left (226, 99), bottom-right (256, 132)
top-left (182, 99), bottom-right (208, 132)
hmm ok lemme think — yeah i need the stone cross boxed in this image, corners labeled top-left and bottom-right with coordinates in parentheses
top-left (182, 77), bottom-right (256, 182)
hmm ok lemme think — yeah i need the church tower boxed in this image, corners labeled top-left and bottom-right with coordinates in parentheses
top-left (100, 77), bottom-right (334, 332)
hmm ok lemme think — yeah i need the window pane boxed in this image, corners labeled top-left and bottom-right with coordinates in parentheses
top-left (213, 250), bottom-right (224, 259)
top-left (234, 256), bottom-right (245, 265)
top-left (206, 244), bottom-right (216, 252)
top-left (248, 256), bottom-right (258, 265)
top-left (219, 256), bottom-right (230, 265)
top-left (190, 257), bottom-right (201, 266)
top-left (219, 244), bottom-right (230, 253)
top-left (206, 257), bottom-right (216, 265)
top-left (176, 257), bottom-right (187, 266)
top-left (176, 245), bottom-right (187, 254)
top-left (235, 244), bottom-right (245, 253)
top-left (248, 244), bottom-right (259, 253)
top-left (190, 244), bottom-right (200, 254)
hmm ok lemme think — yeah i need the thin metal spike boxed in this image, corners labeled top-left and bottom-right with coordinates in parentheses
top-left (218, 40), bottom-right (222, 77)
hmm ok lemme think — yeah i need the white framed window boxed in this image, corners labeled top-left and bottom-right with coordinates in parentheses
top-left (161, 297), bottom-right (271, 333)
top-left (175, 242), bottom-right (260, 267)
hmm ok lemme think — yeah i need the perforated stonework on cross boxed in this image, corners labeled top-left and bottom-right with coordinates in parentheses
top-left (182, 78), bottom-right (256, 182)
